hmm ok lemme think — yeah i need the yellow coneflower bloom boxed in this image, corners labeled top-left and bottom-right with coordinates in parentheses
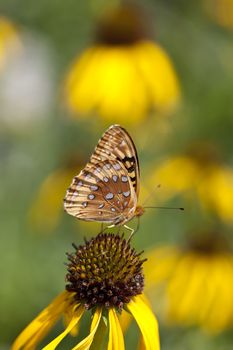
top-left (28, 168), bottom-right (81, 232)
top-left (0, 17), bottom-right (20, 71)
top-left (64, 5), bottom-right (180, 124)
top-left (12, 233), bottom-right (160, 349)
top-left (204, 0), bottom-right (233, 29)
top-left (28, 155), bottom-right (85, 232)
top-left (150, 142), bottom-right (233, 223)
top-left (145, 231), bottom-right (233, 333)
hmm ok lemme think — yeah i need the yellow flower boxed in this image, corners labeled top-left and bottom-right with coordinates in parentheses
top-left (28, 155), bottom-right (85, 232)
top-left (64, 5), bottom-right (180, 124)
top-left (28, 168), bottom-right (79, 232)
top-left (204, 0), bottom-right (233, 29)
top-left (12, 233), bottom-right (160, 349)
top-left (150, 142), bottom-right (233, 223)
top-left (145, 231), bottom-right (233, 333)
top-left (0, 17), bottom-right (21, 71)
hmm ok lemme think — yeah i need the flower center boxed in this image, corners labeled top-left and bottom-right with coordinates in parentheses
top-left (66, 233), bottom-right (146, 310)
top-left (95, 5), bottom-right (150, 45)
top-left (186, 231), bottom-right (231, 255)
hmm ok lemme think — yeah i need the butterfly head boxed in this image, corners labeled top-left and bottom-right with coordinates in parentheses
top-left (134, 205), bottom-right (145, 218)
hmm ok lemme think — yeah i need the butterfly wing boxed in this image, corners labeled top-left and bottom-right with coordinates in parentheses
top-left (64, 125), bottom-right (140, 225)
top-left (90, 125), bottom-right (140, 197)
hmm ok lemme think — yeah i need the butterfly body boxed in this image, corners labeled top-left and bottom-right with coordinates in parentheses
top-left (134, 205), bottom-right (145, 218)
top-left (64, 125), bottom-right (142, 228)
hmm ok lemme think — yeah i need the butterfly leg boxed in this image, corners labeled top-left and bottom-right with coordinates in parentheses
top-left (107, 224), bottom-right (115, 229)
top-left (105, 224), bottom-right (116, 233)
top-left (134, 217), bottom-right (140, 235)
top-left (124, 225), bottom-right (135, 241)
top-left (99, 223), bottom-right (104, 233)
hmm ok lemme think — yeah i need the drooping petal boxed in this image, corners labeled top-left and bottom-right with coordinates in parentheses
top-left (71, 307), bottom-right (102, 350)
top-left (107, 308), bottom-right (125, 350)
top-left (12, 291), bottom-right (71, 350)
top-left (88, 314), bottom-right (107, 350)
top-left (42, 304), bottom-right (85, 350)
top-left (127, 294), bottom-right (160, 350)
top-left (63, 305), bottom-right (80, 337)
top-left (118, 309), bottom-right (132, 334)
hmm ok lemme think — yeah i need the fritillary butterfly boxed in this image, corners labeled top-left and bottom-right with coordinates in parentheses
top-left (64, 125), bottom-right (144, 231)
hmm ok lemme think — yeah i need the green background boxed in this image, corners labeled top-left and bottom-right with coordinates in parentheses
top-left (1, 0), bottom-right (233, 349)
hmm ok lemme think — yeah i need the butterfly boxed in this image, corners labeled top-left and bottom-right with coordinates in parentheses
top-left (64, 124), bottom-right (145, 233)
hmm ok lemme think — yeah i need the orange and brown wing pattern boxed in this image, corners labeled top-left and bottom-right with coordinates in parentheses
top-left (64, 125), bottom-right (139, 226)
top-left (90, 125), bottom-right (140, 197)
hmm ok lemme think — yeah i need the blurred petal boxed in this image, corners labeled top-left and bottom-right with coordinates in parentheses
top-left (63, 306), bottom-right (80, 337)
top-left (150, 156), bottom-right (200, 201)
top-left (118, 309), bottom-right (132, 333)
top-left (0, 17), bottom-right (21, 70)
top-left (134, 41), bottom-right (180, 111)
top-left (144, 246), bottom-right (180, 287)
top-left (65, 40), bottom-right (180, 124)
top-left (28, 169), bottom-right (78, 232)
top-left (147, 242), bottom-right (233, 333)
top-left (205, 0), bottom-right (233, 29)
top-left (198, 167), bottom-right (233, 222)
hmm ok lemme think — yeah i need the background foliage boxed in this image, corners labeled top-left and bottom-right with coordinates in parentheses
top-left (1, 0), bottom-right (233, 349)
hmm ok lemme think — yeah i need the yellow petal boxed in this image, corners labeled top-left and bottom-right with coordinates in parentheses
top-left (0, 17), bottom-right (21, 70)
top-left (28, 168), bottom-right (79, 232)
top-left (118, 309), bottom-right (132, 333)
top-left (43, 305), bottom-right (85, 350)
top-left (149, 156), bottom-right (200, 203)
top-left (107, 308), bottom-right (125, 350)
top-left (63, 307), bottom-right (80, 337)
top-left (144, 246), bottom-right (180, 288)
top-left (72, 307), bottom-right (102, 350)
top-left (12, 291), bottom-right (71, 350)
top-left (127, 294), bottom-right (160, 350)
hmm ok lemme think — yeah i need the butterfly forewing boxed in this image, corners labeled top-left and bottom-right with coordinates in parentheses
top-left (64, 125), bottom-right (139, 226)
top-left (90, 125), bottom-right (140, 197)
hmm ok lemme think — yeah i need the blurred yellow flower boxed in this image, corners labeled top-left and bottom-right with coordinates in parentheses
top-left (28, 155), bottom-right (84, 232)
top-left (12, 233), bottom-right (160, 350)
top-left (145, 231), bottom-right (233, 333)
top-left (64, 5), bottom-right (180, 124)
top-left (0, 17), bottom-right (20, 71)
top-left (150, 142), bottom-right (233, 223)
top-left (204, 0), bottom-right (233, 29)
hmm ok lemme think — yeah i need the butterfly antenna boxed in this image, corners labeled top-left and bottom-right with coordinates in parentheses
top-left (144, 206), bottom-right (184, 211)
top-left (142, 184), bottom-right (161, 206)
top-left (135, 216), bottom-right (140, 234)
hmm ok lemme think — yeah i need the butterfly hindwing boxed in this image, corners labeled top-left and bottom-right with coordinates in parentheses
top-left (64, 125), bottom-right (139, 226)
